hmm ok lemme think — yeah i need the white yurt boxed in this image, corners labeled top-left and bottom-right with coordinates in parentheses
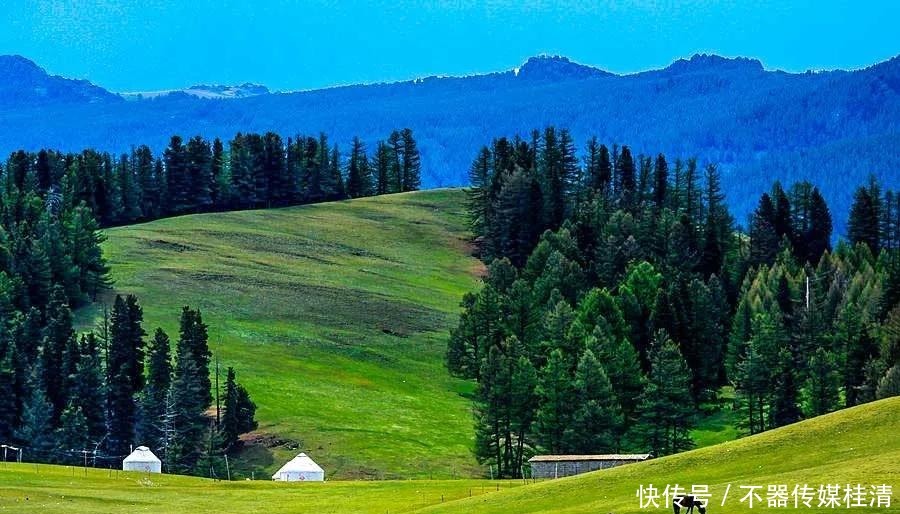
top-left (272, 452), bottom-right (325, 482)
top-left (122, 446), bottom-right (162, 473)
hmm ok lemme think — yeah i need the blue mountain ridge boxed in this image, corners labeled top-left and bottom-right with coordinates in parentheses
top-left (1, 53), bottom-right (899, 234)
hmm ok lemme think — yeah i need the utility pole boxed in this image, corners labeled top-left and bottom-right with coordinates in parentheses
top-left (806, 276), bottom-right (810, 310)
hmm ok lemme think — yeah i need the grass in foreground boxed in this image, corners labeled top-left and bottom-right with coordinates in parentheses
top-left (419, 396), bottom-right (900, 514)
top-left (75, 190), bottom-right (484, 479)
top-left (0, 465), bottom-right (519, 514)
top-left (0, 398), bottom-right (894, 514)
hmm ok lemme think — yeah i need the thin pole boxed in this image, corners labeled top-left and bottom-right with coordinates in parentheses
top-left (224, 454), bottom-right (231, 481)
top-left (806, 276), bottom-right (810, 310)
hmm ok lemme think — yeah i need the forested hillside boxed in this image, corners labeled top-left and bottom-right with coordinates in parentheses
top-left (1, 128), bottom-right (421, 228)
top-left (0, 128), bottom-right (429, 478)
top-left (1, 53), bottom-right (898, 232)
top-left (449, 128), bottom-right (900, 477)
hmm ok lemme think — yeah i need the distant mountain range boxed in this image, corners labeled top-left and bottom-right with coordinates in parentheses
top-left (120, 83), bottom-right (271, 100)
top-left (1, 52), bottom-right (898, 233)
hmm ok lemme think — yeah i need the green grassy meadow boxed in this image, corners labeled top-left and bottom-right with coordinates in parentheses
top-left (76, 189), bottom-right (485, 479)
top-left (1, 397), bottom-right (895, 513)
top-left (0, 465), bottom-right (518, 514)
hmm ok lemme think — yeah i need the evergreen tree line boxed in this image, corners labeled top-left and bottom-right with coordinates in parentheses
top-left (2, 127), bottom-right (421, 227)
top-left (448, 128), bottom-right (900, 478)
top-left (0, 293), bottom-right (257, 476)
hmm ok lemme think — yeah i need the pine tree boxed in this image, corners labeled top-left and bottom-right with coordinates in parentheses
top-left (210, 138), bottom-right (225, 207)
top-left (540, 127), bottom-right (565, 228)
top-left (847, 185), bottom-right (880, 253)
top-left (770, 348), bottom-right (801, 428)
top-left (805, 187), bottom-right (832, 263)
top-left (374, 141), bottom-right (393, 196)
top-left (70, 332), bottom-right (106, 442)
top-left (246, 134), bottom-right (267, 207)
top-left (62, 203), bottom-right (110, 301)
top-left (735, 312), bottom-right (785, 433)
top-left (698, 164), bottom-right (730, 276)
top-left (308, 134), bottom-right (328, 201)
top-left (473, 337), bottom-right (536, 478)
top-left (772, 183), bottom-right (793, 243)
top-left (41, 286), bottom-right (76, 420)
top-left (168, 353), bottom-right (207, 473)
top-left (177, 307), bottom-right (212, 408)
top-left (804, 348), bottom-right (841, 416)
top-left (229, 133), bottom-right (254, 208)
top-left (837, 302), bottom-right (878, 406)
top-left (617, 146), bottom-right (636, 211)
top-left (153, 158), bottom-right (167, 214)
top-left (262, 132), bottom-right (288, 206)
top-left (98, 152), bottom-right (123, 224)
top-left (634, 332), bottom-right (694, 456)
top-left (637, 155), bottom-right (652, 205)
top-left (387, 130), bottom-right (403, 193)
top-left (618, 261), bottom-right (661, 369)
top-left (493, 168), bottom-right (543, 267)
top-left (107, 294), bottom-right (146, 455)
top-left (139, 328), bottom-right (172, 449)
top-left (681, 158), bottom-right (702, 229)
top-left (653, 154), bottom-right (668, 209)
top-left (564, 350), bottom-right (623, 452)
top-left (345, 137), bottom-right (372, 198)
top-left (534, 349), bottom-right (574, 454)
top-left (164, 135), bottom-right (189, 214)
top-left (221, 367), bottom-right (257, 451)
top-left (749, 193), bottom-right (779, 267)
top-left (584, 139), bottom-right (612, 195)
top-left (399, 128), bottom-right (421, 192)
top-left (329, 144), bottom-right (345, 200)
top-left (466, 147), bottom-right (493, 240)
top-left (118, 153), bottom-right (141, 222)
top-left (587, 327), bottom-right (644, 428)
top-left (15, 370), bottom-right (55, 455)
top-left (165, 307), bottom-right (214, 473)
top-left (133, 146), bottom-right (154, 218)
top-left (185, 135), bottom-right (213, 212)
top-left (221, 366), bottom-right (240, 450)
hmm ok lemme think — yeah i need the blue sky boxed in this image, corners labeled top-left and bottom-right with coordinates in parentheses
top-left (1, 0), bottom-right (898, 91)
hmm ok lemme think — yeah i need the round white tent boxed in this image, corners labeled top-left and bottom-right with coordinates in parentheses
top-left (272, 452), bottom-right (325, 482)
top-left (122, 446), bottom-right (162, 473)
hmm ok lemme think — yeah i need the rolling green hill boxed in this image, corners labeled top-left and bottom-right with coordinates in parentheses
top-left (1, 397), bottom-right (896, 513)
top-left (421, 397), bottom-right (900, 514)
top-left (0, 467), bottom-right (517, 514)
top-left (77, 189), bottom-right (485, 479)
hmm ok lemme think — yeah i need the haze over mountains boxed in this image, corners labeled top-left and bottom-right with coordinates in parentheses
top-left (1, 52), bottom-right (898, 231)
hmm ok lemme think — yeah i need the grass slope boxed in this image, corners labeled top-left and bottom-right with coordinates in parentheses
top-left (77, 190), bottom-right (484, 479)
top-left (0, 398), bottom-right (894, 514)
top-left (419, 397), bottom-right (900, 514)
top-left (0, 467), bottom-right (519, 514)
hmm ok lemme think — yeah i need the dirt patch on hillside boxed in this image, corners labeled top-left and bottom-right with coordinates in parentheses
top-left (145, 239), bottom-right (194, 252)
